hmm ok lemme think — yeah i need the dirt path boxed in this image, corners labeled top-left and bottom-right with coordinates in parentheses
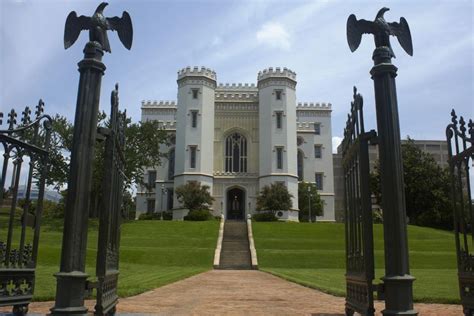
top-left (1, 270), bottom-right (462, 315)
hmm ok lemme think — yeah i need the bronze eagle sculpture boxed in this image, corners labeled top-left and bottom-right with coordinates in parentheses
top-left (347, 7), bottom-right (413, 58)
top-left (64, 2), bottom-right (133, 53)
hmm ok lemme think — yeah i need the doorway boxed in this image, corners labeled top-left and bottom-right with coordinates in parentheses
top-left (227, 188), bottom-right (245, 220)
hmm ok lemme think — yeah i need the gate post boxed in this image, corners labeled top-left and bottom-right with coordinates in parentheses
top-left (347, 8), bottom-right (416, 315)
top-left (50, 3), bottom-right (132, 315)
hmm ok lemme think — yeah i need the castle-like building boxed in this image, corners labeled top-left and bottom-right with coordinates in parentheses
top-left (136, 67), bottom-right (335, 221)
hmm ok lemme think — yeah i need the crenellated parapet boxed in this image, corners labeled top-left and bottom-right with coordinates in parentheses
top-left (297, 102), bottom-right (332, 110)
top-left (257, 67), bottom-right (297, 82)
top-left (216, 83), bottom-right (257, 90)
top-left (177, 66), bottom-right (216, 81)
top-left (215, 92), bottom-right (258, 101)
top-left (141, 100), bottom-right (177, 108)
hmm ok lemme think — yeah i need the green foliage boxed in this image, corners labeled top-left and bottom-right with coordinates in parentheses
top-left (256, 183), bottom-right (293, 213)
top-left (371, 138), bottom-right (453, 230)
top-left (298, 182), bottom-right (323, 222)
top-left (184, 209), bottom-right (213, 221)
top-left (175, 181), bottom-right (214, 212)
top-left (138, 212), bottom-right (172, 221)
top-left (252, 212), bottom-right (278, 222)
top-left (253, 222), bottom-right (458, 303)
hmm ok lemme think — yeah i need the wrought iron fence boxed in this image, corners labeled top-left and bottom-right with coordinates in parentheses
top-left (341, 87), bottom-right (377, 316)
top-left (0, 100), bottom-right (52, 315)
top-left (446, 109), bottom-right (474, 316)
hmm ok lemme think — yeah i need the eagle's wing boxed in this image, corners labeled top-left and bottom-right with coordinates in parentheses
top-left (64, 12), bottom-right (90, 49)
top-left (388, 17), bottom-right (413, 56)
top-left (107, 12), bottom-right (133, 50)
top-left (347, 15), bottom-right (374, 52)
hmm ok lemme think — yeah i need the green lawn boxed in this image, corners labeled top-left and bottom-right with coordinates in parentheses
top-left (1, 218), bottom-right (219, 301)
top-left (252, 222), bottom-right (459, 304)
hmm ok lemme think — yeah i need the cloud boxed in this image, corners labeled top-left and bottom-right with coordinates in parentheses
top-left (256, 22), bottom-right (290, 50)
top-left (332, 136), bottom-right (343, 153)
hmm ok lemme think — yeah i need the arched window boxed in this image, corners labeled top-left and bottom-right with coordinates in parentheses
top-left (225, 133), bottom-right (247, 172)
top-left (168, 148), bottom-right (175, 180)
top-left (297, 150), bottom-right (304, 181)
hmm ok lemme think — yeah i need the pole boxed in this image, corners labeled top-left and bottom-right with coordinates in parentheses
top-left (371, 46), bottom-right (416, 315)
top-left (50, 41), bottom-right (105, 316)
top-left (160, 184), bottom-right (164, 221)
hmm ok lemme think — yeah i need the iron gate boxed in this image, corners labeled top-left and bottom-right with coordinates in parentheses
top-left (0, 101), bottom-right (52, 315)
top-left (91, 84), bottom-right (127, 315)
top-left (341, 87), bottom-right (377, 316)
top-left (446, 110), bottom-right (474, 316)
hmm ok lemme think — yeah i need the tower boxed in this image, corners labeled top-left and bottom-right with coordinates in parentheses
top-left (257, 67), bottom-right (299, 212)
top-left (173, 66), bottom-right (216, 208)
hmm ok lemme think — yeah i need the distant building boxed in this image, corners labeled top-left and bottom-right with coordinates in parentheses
top-left (136, 66), bottom-right (335, 221)
top-left (333, 139), bottom-right (449, 221)
top-left (16, 185), bottom-right (62, 203)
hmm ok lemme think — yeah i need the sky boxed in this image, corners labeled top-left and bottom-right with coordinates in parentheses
top-left (0, 0), bottom-right (473, 152)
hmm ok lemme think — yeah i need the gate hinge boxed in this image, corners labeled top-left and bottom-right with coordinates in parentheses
top-left (373, 282), bottom-right (385, 300)
top-left (85, 279), bottom-right (98, 297)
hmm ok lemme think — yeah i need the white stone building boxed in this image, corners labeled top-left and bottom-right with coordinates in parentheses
top-left (136, 66), bottom-right (335, 221)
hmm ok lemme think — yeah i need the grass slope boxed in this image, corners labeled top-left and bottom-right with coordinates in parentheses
top-left (252, 222), bottom-right (458, 304)
top-left (1, 218), bottom-right (219, 301)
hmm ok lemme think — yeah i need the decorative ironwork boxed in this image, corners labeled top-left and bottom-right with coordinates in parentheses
top-left (341, 87), bottom-right (377, 316)
top-left (94, 84), bottom-right (127, 316)
top-left (446, 110), bottom-right (474, 316)
top-left (0, 100), bottom-right (52, 315)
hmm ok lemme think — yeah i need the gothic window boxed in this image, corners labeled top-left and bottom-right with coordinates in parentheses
top-left (168, 148), bottom-right (175, 180)
top-left (276, 111), bottom-right (283, 129)
top-left (147, 170), bottom-right (156, 188)
top-left (192, 88), bottom-right (199, 99)
top-left (314, 123), bottom-right (321, 135)
top-left (276, 147), bottom-right (283, 169)
top-left (191, 110), bottom-right (198, 128)
top-left (225, 133), bottom-right (247, 172)
top-left (190, 146), bottom-right (197, 168)
top-left (275, 89), bottom-right (282, 100)
top-left (314, 145), bottom-right (322, 158)
top-left (315, 173), bottom-right (324, 190)
top-left (297, 150), bottom-right (304, 181)
top-left (147, 199), bottom-right (155, 214)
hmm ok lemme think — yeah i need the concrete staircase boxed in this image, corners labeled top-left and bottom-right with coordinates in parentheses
top-left (218, 221), bottom-right (252, 270)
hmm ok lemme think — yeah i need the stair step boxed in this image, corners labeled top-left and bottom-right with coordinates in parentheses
top-left (218, 221), bottom-right (252, 270)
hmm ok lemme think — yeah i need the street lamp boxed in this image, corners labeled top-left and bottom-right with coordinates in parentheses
top-left (160, 184), bottom-right (167, 221)
top-left (307, 186), bottom-right (312, 223)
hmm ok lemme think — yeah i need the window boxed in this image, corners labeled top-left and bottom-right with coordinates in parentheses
top-left (192, 88), bottom-right (199, 99)
top-left (297, 150), bottom-right (304, 181)
top-left (167, 189), bottom-right (174, 211)
top-left (314, 145), bottom-right (322, 158)
top-left (225, 133), bottom-right (247, 172)
top-left (315, 173), bottom-right (323, 190)
top-left (314, 123), bottom-right (321, 135)
top-left (275, 90), bottom-right (282, 100)
top-left (190, 146), bottom-right (197, 168)
top-left (147, 199), bottom-right (155, 214)
top-left (191, 110), bottom-right (198, 128)
top-left (147, 171), bottom-right (156, 188)
top-left (276, 147), bottom-right (283, 169)
top-left (168, 148), bottom-right (175, 180)
top-left (276, 112), bottom-right (283, 129)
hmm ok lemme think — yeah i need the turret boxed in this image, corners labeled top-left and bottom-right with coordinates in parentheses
top-left (173, 66), bottom-right (216, 209)
top-left (257, 67), bottom-right (299, 211)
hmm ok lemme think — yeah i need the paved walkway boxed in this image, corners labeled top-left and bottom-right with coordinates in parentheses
top-left (2, 270), bottom-right (462, 315)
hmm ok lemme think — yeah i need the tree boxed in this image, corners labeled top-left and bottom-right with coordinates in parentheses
top-left (256, 183), bottom-right (293, 213)
top-left (41, 113), bottom-right (168, 217)
top-left (298, 182), bottom-right (323, 222)
top-left (175, 181), bottom-right (214, 212)
top-left (371, 138), bottom-right (453, 230)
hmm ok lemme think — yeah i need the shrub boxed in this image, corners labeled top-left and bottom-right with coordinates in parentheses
top-left (256, 183), bottom-right (293, 213)
top-left (175, 181), bottom-right (214, 212)
top-left (252, 212), bottom-right (278, 222)
top-left (138, 212), bottom-right (160, 220)
top-left (184, 209), bottom-right (212, 221)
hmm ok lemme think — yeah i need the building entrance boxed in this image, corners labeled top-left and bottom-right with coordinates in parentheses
top-left (227, 188), bottom-right (245, 220)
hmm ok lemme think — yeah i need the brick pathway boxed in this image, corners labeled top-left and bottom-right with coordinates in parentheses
top-left (1, 270), bottom-right (462, 315)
